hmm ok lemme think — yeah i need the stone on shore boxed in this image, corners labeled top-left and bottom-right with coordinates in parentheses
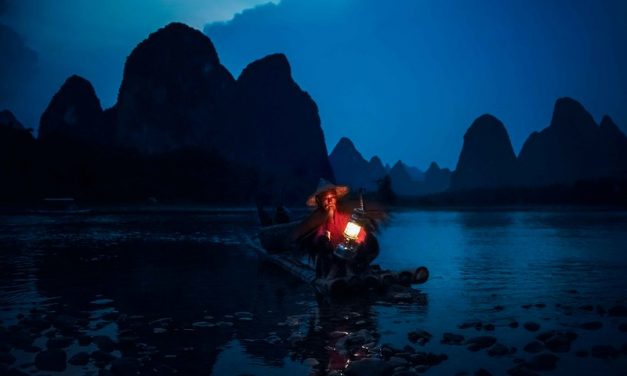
top-left (4, 368), bottom-right (30, 376)
top-left (509, 353), bottom-right (559, 374)
top-left (94, 336), bottom-right (116, 352)
top-left (78, 335), bottom-right (92, 345)
top-left (91, 350), bottom-right (116, 363)
top-left (393, 370), bottom-right (419, 376)
top-left (407, 330), bottom-right (432, 345)
top-left (0, 351), bottom-right (16, 365)
top-left (528, 353), bottom-right (559, 371)
top-left (536, 330), bottom-right (577, 353)
top-left (523, 322), bottom-right (540, 332)
top-left (408, 352), bottom-right (448, 366)
top-left (590, 345), bottom-right (619, 359)
top-left (487, 343), bottom-right (510, 357)
top-left (345, 358), bottom-right (395, 376)
top-left (608, 305), bottom-right (627, 317)
top-left (507, 365), bottom-right (539, 376)
top-left (68, 351), bottom-right (90, 365)
top-left (19, 317), bottom-right (51, 333)
top-left (475, 369), bottom-right (493, 376)
top-left (337, 329), bottom-right (375, 351)
top-left (46, 336), bottom-right (74, 349)
top-left (7, 329), bottom-right (34, 350)
top-left (523, 341), bottom-right (545, 354)
top-left (110, 357), bottom-right (141, 376)
top-left (579, 321), bottom-right (602, 330)
top-left (35, 349), bottom-right (67, 372)
top-left (465, 336), bottom-right (497, 351)
top-left (458, 321), bottom-right (482, 330)
top-left (441, 332), bottom-right (465, 345)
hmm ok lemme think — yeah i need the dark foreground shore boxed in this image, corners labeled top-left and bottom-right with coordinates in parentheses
top-left (2, 297), bottom-right (627, 375)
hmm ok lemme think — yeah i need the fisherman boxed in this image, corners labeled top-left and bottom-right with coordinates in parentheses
top-left (293, 179), bottom-right (379, 279)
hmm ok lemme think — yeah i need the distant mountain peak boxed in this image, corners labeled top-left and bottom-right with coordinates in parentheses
top-left (239, 53), bottom-right (292, 83)
top-left (451, 114), bottom-right (517, 190)
top-left (392, 160), bottom-right (406, 169)
top-left (369, 155), bottom-right (383, 165)
top-left (466, 114), bottom-right (506, 136)
top-left (550, 97), bottom-right (596, 131)
top-left (330, 136), bottom-right (359, 156)
top-left (600, 115), bottom-right (622, 133)
top-left (39, 74), bottom-right (106, 143)
top-left (116, 21), bottom-right (236, 153)
top-left (329, 137), bottom-right (387, 192)
top-left (0, 110), bottom-right (25, 130)
top-left (517, 97), bottom-right (620, 186)
top-left (337, 136), bottom-right (356, 148)
top-left (600, 115), bottom-right (627, 143)
top-left (427, 161), bottom-right (440, 172)
top-left (59, 75), bottom-right (100, 101)
top-left (139, 22), bottom-right (220, 64)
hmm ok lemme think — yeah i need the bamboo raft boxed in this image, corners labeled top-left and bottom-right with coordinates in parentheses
top-left (247, 222), bottom-right (429, 303)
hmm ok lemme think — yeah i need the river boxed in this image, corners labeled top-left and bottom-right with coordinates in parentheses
top-left (1, 208), bottom-right (626, 375)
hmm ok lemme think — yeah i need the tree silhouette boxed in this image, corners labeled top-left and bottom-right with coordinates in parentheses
top-left (376, 174), bottom-right (396, 204)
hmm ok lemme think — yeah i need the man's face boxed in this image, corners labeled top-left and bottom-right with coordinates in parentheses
top-left (319, 191), bottom-right (337, 213)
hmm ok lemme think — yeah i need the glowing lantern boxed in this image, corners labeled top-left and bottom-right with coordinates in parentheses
top-left (343, 220), bottom-right (362, 240)
top-left (334, 212), bottom-right (365, 260)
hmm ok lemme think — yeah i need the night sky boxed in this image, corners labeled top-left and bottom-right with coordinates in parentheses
top-left (1, 0), bottom-right (626, 169)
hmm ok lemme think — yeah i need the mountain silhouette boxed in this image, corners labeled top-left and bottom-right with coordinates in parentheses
top-left (423, 162), bottom-right (452, 193)
top-left (330, 137), bottom-right (451, 196)
top-left (115, 22), bottom-right (235, 154)
top-left (229, 53), bottom-right (333, 200)
top-left (597, 115), bottom-right (627, 179)
top-left (368, 156), bottom-right (388, 185)
top-left (389, 160), bottom-right (422, 196)
top-left (9, 22), bottom-right (334, 203)
top-left (329, 137), bottom-right (377, 191)
top-left (450, 114), bottom-right (517, 190)
top-left (3, 21), bottom-right (626, 205)
top-left (405, 165), bottom-right (425, 182)
top-left (39, 75), bottom-right (111, 145)
top-left (517, 97), bottom-right (626, 186)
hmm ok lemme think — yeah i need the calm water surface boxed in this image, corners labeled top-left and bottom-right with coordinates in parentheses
top-left (1, 209), bottom-right (626, 375)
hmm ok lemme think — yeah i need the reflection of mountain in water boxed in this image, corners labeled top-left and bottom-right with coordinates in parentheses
top-left (8, 212), bottom-right (430, 375)
top-left (33, 238), bottom-right (313, 373)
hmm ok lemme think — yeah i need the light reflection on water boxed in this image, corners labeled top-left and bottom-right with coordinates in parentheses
top-left (1, 209), bottom-right (627, 375)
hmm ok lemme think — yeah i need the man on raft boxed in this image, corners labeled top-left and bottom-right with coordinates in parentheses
top-left (293, 179), bottom-right (380, 279)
